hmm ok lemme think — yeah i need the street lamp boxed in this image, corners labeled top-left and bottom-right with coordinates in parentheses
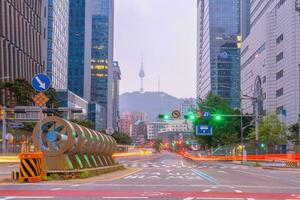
top-left (0, 76), bottom-right (9, 155)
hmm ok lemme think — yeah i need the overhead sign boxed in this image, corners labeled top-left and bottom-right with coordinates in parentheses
top-left (196, 125), bottom-right (212, 136)
top-left (33, 93), bottom-right (49, 107)
top-left (31, 73), bottom-right (51, 92)
top-left (8, 122), bottom-right (24, 129)
top-left (202, 111), bottom-right (211, 119)
top-left (172, 110), bottom-right (180, 119)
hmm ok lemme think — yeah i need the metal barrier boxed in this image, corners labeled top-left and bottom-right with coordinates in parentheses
top-left (32, 116), bottom-right (117, 171)
top-left (18, 152), bottom-right (44, 183)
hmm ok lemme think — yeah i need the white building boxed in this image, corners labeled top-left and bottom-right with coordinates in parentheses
top-left (241, 0), bottom-right (300, 124)
top-left (147, 120), bottom-right (193, 140)
top-left (42, 0), bottom-right (69, 89)
top-left (178, 98), bottom-right (196, 119)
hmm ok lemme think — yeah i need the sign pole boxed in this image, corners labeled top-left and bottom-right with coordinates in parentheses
top-left (1, 106), bottom-right (6, 154)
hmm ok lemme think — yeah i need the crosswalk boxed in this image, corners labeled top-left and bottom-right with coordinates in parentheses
top-left (122, 163), bottom-right (249, 170)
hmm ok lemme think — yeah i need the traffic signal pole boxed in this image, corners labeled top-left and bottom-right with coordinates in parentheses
top-left (1, 106), bottom-right (6, 154)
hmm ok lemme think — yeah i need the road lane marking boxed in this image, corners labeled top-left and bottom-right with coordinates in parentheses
top-left (192, 169), bottom-right (218, 185)
top-left (70, 184), bottom-right (80, 187)
top-left (202, 189), bottom-right (211, 192)
top-left (234, 170), bottom-right (281, 179)
top-left (180, 157), bottom-right (185, 167)
top-left (234, 190), bottom-right (243, 193)
top-left (50, 188), bottom-right (63, 191)
top-left (183, 198), bottom-right (194, 200)
top-left (0, 197), bottom-right (54, 200)
top-left (217, 170), bottom-right (226, 174)
top-left (103, 197), bottom-right (148, 199)
top-left (247, 199), bottom-right (255, 200)
top-left (196, 198), bottom-right (245, 200)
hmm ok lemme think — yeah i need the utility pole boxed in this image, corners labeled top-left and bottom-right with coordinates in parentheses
top-left (255, 99), bottom-right (259, 155)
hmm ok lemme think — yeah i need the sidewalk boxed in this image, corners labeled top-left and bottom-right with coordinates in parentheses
top-left (231, 160), bottom-right (300, 171)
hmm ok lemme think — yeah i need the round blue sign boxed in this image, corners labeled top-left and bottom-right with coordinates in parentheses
top-left (203, 111), bottom-right (211, 119)
top-left (31, 73), bottom-right (51, 92)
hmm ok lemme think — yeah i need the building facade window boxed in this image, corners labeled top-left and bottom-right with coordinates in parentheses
top-left (262, 76), bottom-right (266, 83)
top-left (276, 52), bottom-right (283, 63)
top-left (276, 34), bottom-right (283, 44)
top-left (276, 69), bottom-right (283, 80)
top-left (276, 88), bottom-right (283, 97)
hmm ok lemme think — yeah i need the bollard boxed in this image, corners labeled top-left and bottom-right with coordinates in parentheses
top-left (18, 151), bottom-right (44, 183)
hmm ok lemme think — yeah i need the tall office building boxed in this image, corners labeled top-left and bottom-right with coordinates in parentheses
top-left (68, 0), bottom-right (92, 101)
top-left (0, 0), bottom-right (44, 82)
top-left (90, 0), bottom-right (114, 131)
top-left (241, 0), bottom-right (300, 124)
top-left (196, 0), bottom-right (241, 108)
top-left (41, 0), bottom-right (69, 89)
top-left (241, 0), bottom-right (251, 41)
top-left (112, 61), bottom-right (121, 131)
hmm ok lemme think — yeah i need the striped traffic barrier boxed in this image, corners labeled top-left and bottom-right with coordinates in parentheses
top-left (285, 161), bottom-right (298, 168)
top-left (18, 152), bottom-right (44, 183)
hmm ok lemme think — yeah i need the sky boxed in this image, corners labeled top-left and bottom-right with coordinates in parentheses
top-left (114, 0), bottom-right (197, 98)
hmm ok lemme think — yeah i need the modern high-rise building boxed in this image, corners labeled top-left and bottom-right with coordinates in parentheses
top-left (90, 0), bottom-right (114, 131)
top-left (0, 0), bottom-right (44, 83)
top-left (196, 0), bottom-right (241, 108)
top-left (112, 61), bottom-right (121, 131)
top-left (241, 0), bottom-right (300, 124)
top-left (68, 0), bottom-right (92, 100)
top-left (42, 0), bottom-right (69, 89)
top-left (241, 0), bottom-right (251, 41)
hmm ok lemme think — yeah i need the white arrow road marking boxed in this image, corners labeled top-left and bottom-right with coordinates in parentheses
top-left (202, 189), bottom-right (211, 192)
top-left (35, 76), bottom-right (46, 89)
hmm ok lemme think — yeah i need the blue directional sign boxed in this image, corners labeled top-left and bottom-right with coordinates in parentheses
top-left (202, 111), bottom-right (211, 119)
top-left (31, 73), bottom-right (51, 92)
top-left (196, 125), bottom-right (212, 136)
top-left (8, 122), bottom-right (24, 129)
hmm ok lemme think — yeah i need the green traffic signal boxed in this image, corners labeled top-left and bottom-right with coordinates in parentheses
top-left (260, 143), bottom-right (266, 149)
top-left (184, 111), bottom-right (196, 121)
top-left (158, 114), bottom-right (171, 120)
top-left (215, 115), bottom-right (221, 120)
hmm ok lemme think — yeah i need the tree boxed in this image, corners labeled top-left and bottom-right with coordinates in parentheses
top-left (288, 123), bottom-right (299, 145)
top-left (248, 113), bottom-right (287, 153)
top-left (196, 93), bottom-right (240, 148)
top-left (153, 139), bottom-right (163, 152)
top-left (0, 79), bottom-right (35, 106)
top-left (111, 132), bottom-right (132, 145)
top-left (71, 119), bottom-right (93, 129)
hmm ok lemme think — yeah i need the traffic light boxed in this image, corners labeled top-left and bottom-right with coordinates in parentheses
top-left (158, 114), bottom-right (171, 120)
top-left (184, 111), bottom-right (196, 121)
top-left (260, 142), bottom-right (266, 149)
top-left (214, 114), bottom-right (222, 121)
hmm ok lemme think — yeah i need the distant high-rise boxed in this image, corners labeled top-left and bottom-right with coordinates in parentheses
top-left (241, 0), bottom-right (300, 124)
top-left (196, 0), bottom-right (241, 108)
top-left (42, 0), bottom-right (69, 89)
top-left (112, 61), bottom-right (121, 131)
top-left (90, 0), bottom-right (114, 130)
top-left (68, 0), bottom-right (92, 101)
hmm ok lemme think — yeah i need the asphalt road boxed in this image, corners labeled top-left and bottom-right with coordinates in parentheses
top-left (1, 152), bottom-right (300, 200)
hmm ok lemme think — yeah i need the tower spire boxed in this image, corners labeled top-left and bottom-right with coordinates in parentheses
top-left (139, 56), bottom-right (145, 93)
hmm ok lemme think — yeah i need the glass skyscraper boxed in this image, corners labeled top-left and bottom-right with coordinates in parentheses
top-left (197, 0), bottom-right (240, 108)
top-left (68, 0), bottom-right (92, 101)
top-left (90, 0), bottom-right (114, 129)
top-left (45, 0), bottom-right (69, 89)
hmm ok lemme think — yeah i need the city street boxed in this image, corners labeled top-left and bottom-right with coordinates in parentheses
top-left (1, 152), bottom-right (300, 200)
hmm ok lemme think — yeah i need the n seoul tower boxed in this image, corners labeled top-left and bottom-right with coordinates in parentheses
top-left (139, 58), bottom-right (145, 93)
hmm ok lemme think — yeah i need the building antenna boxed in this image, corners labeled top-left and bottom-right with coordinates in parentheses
top-left (158, 76), bottom-right (160, 92)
